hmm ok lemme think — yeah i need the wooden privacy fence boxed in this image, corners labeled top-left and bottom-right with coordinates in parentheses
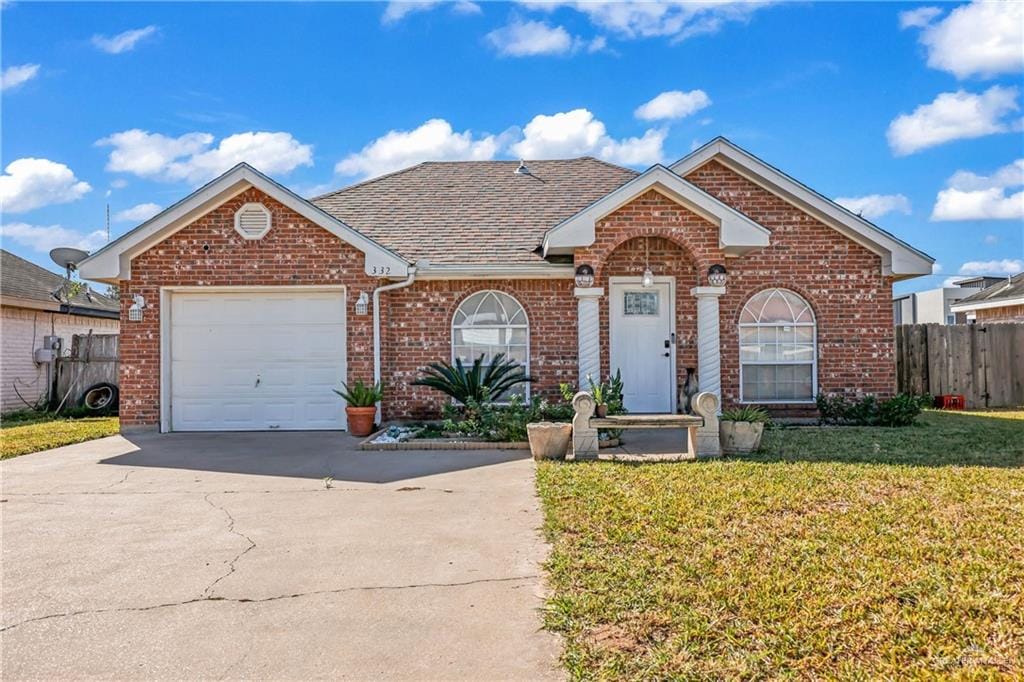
top-left (895, 323), bottom-right (1024, 408)
top-left (55, 333), bottom-right (119, 408)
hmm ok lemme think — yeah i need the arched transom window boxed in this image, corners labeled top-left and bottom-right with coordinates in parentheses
top-left (452, 290), bottom-right (529, 398)
top-left (739, 288), bottom-right (817, 402)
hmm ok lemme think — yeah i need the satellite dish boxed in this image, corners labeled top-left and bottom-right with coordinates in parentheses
top-left (49, 247), bottom-right (90, 272)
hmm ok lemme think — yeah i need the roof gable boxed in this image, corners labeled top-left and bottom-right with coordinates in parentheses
top-left (542, 164), bottom-right (771, 256)
top-left (77, 164), bottom-right (409, 282)
top-left (950, 273), bottom-right (1024, 312)
top-left (670, 137), bottom-right (934, 280)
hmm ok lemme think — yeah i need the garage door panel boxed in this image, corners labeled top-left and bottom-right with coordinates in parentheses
top-left (170, 289), bottom-right (346, 431)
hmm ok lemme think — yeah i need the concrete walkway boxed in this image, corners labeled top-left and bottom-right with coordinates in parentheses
top-left (0, 432), bottom-right (562, 680)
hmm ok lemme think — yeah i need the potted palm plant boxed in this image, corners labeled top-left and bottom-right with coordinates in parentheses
top-left (719, 406), bottom-right (770, 455)
top-left (333, 380), bottom-right (384, 437)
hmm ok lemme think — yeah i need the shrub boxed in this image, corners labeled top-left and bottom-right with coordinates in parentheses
top-left (413, 353), bottom-right (532, 405)
top-left (816, 393), bottom-right (925, 427)
top-left (721, 406), bottom-right (771, 423)
top-left (333, 380), bottom-right (383, 407)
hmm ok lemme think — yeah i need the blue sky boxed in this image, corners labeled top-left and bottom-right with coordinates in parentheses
top-left (2, 1), bottom-right (1021, 294)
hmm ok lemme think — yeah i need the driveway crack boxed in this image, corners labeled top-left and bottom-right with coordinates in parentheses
top-left (202, 493), bottom-right (257, 597)
top-left (0, 575), bottom-right (540, 634)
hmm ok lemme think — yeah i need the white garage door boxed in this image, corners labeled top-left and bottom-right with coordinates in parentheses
top-left (169, 289), bottom-right (347, 431)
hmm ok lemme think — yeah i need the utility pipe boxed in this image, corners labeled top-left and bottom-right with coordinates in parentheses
top-left (371, 267), bottom-right (417, 420)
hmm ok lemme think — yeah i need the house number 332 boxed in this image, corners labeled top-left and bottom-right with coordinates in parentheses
top-left (370, 265), bottom-right (392, 275)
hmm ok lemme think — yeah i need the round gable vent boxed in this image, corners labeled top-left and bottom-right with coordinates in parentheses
top-left (234, 202), bottom-right (272, 239)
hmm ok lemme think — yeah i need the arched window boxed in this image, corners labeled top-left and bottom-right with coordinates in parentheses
top-left (739, 288), bottom-right (816, 402)
top-left (452, 290), bottom-right (529, 398)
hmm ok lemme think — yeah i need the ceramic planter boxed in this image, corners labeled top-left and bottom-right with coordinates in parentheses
top-left (526, 422), bottom-right (572, 460)
top-left (346, 406), bottom-right (378, 437)
top-left (595, 404), bottom-right (609, 418)
top-left (720, 421), bottom-right (764, 455)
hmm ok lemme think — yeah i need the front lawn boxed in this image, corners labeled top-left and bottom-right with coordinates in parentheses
top-left (537, 410), bottom-right (1024, 679)
top-left (1, 415), bottom-right (120, 459)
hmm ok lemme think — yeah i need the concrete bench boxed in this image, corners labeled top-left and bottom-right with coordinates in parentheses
top-left (571, 391), bottom-right (721, 461)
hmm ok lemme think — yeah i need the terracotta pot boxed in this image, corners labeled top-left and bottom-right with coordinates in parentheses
top-left (595, 404), bottom-right (609, 418)
top-left (720, 421), bottom-right (764, 455)
top-left (346, 406), bottom-right (378, 437)
top-left (527, 422), bottom-right (572, 460)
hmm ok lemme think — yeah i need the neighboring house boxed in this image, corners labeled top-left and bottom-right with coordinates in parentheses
top-left (77, 137), bottom-right (933, 432)
top-left (893, 276), bottom-right (1007, 325)
top-left (950, 274), bottom-right (1024, 323)
top-left (1, 250), bottom-right (119, 413)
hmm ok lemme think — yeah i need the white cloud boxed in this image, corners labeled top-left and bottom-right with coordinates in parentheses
top-left (932, 262), bottom-right (943, 274)
top-left (834, 193), bottom-right (912, 220)
top-left (91, 25), bottom-right (158, 54)
top-left (510, 108), bottom-right (664, 165)
top-left (984, 234), bottom-right (999, 245)
top-left (931, 159), bottom-right (1024, 221)
top-left (913, 1), bottom-right (1023, 79)
top-left (886, 85), bottom-right (1020, 156)
top-left (0, 158), bottom-right (91, 214)
top-left (382, 1), bottom-right (480, 23)
top-left (634, 89), bottom-right (711, 121)
top-left (0, 222), bottom-right (107, 254)
top-left (486, 20), bottom-right (576, 56)
top-left (96, 129), bottom-right (313, 184)
top-left (956, 259), bottom-right (1024, 277)
top-left (113, 202), bottom-right (162, 223)
top-left (1, 63), bottom-right (40, 91)
top-left (335, 118), bottom-right (500, 178)
top-left (521, 1), bottom-right (773, 42)
top-left (898, 6), bottom-right (942, 29)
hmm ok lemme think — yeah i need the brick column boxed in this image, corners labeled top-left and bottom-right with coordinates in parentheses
top-left (575, 287), bottom-right (603, 388)
top-left (691, 285), bottom-right (726, 408)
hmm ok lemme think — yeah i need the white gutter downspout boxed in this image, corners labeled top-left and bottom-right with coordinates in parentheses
top-left (372, 266), bottom-right (417, 420)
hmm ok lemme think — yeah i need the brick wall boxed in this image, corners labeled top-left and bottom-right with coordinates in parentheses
top-left (1, 306), bottom-right (119, 413)
top-left (575, 160), bottom-right (896, 411)
top-left (380, 280), bottom-right (576, 419)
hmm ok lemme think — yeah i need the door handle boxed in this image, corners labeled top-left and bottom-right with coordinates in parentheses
top-left (255, 375), bottom-right (261, 388)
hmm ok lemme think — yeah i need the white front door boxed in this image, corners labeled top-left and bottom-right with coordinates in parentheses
top-left (609, 278), bottom-right (675, 413)
top-left (168, 289), bottom-right (347, 431)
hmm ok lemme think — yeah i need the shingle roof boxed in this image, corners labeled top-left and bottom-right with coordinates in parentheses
top-left (955, 273), bottom-right (1024, 305)
top-left (311, 158), bottom-right (637, 265)
top-left (1, 249), bottom-right (119, 314)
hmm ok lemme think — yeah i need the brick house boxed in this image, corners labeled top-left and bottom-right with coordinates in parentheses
top-left (78, 137), bottom-right (932, 432)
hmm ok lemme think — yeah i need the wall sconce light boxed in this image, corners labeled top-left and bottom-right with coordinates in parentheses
top-left (355, 291), bottom-right (369, 315)
top-left (128, 294), bottom-right (146, 322)
top-left (574, 264), bottom-right (595, 288)
top-left (708, 264), bottom-right (728, 287)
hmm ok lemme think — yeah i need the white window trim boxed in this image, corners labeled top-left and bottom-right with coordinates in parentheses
top-left (234, 202), bottom-right (272, 240)
top-left (738, 289), bottom-right (818, 404)
top-left (451, 290), bottom-right (531, 402)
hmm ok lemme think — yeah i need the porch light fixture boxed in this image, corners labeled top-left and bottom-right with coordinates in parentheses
top-left (641, 237), bottom-right (655, 288)
top-left (574, 264), bottom-right (595, 288)
top-left (708, 264), bottom-right (728, 287)
top-left (355, 291), bottom-right (369, 315)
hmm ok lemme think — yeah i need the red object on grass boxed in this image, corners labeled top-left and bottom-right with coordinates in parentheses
top-left (934, 394), bottom-right (965, 410)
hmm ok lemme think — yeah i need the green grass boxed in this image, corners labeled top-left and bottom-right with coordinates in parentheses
top-left (537, 410), bottom-right (1024, 680)
top-left (1, 414), bottom-right (120, 459)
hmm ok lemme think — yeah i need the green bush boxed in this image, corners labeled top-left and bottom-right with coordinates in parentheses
top-left (721, 406), bottom-right (771, 423)
top-left (413, 353), bottom-right (532, 405)
top-left (816, 393), bottom-right (926, 427)
top-left (439, 394), bottom-right (576, 442)
top-left (332, 380), bottom-right (383, 407)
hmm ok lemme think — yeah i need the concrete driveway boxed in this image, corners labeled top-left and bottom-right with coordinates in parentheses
top-left (0, 432), bottom-right (562, 680)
